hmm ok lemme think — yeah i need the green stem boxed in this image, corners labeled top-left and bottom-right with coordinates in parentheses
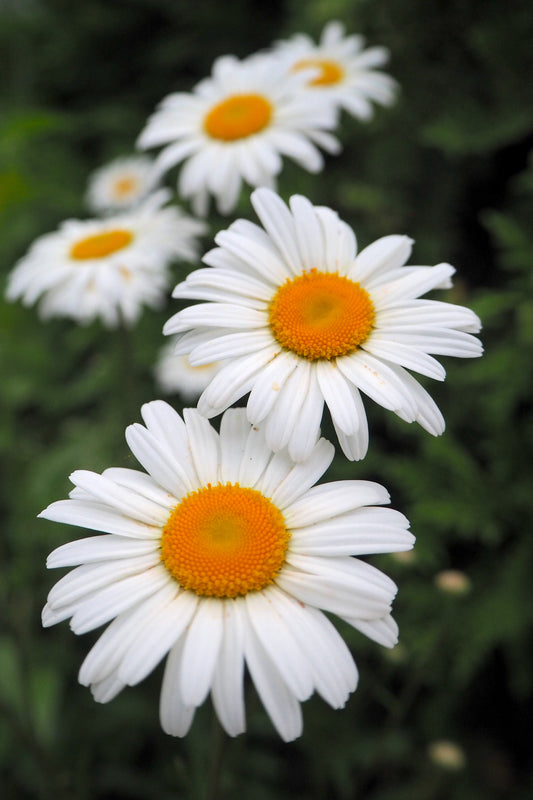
top-left (204, 714), bottom-right (226, 800)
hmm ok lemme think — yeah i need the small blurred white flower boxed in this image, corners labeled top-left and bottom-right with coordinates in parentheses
top-left (434, 569), bottom-right (472, 595)
top-left (155, 338), bottom-right (223, 400)
top-left (6, 192), bottom-right (206, 328)
top-left (86, 155), bottom-right (161, 214)
top-left (428, 740), bottom-right (467, 770)
top-left (275, 20), bottom-right (398, 120)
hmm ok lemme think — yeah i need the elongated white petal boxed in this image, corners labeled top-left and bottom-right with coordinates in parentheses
top-left (180, 599), bottom-right (224, 706)
top-left (211, 599), bottom-right (247, 737)
top-left (47, 534), bottom-right (158, 568)
top-left (284, 480), bottom-right (390, 529)
top-left (160, 638), bottom-right (196, 737)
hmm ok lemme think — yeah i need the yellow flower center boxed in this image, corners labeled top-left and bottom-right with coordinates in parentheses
top-left (268, 270), bottom-right (375, 360)
top-left (160, 483), bottom-right (290, 598)
top-left (204, 94), bottom-right (273, 141)
top-left (70, 229), bottom-right (133, 260)
top-left (112, 176), bottom-right (138, 198)
top-left (293, 58), bottom-right (345, 86)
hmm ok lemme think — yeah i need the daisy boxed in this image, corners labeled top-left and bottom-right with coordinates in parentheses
top-left (154, 337), bottom-right (224, 400)
top-left (40, 401), bottom-right (413, 742)
top-left (137, 52), bottom-right (340, 216)
top-left (274, 20), bottom-right (398, 121)
top-left (5, 192), bottom-right (206, 327)
top-left (164, 188), bottom-right (482, 462)
top-left (86, 155), bottom-right (161, 214)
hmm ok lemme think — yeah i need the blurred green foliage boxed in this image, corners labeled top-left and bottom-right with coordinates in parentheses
top-left (1, 0), bottom-right (532, 798)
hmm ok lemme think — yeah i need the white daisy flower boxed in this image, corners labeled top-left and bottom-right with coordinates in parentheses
top-left (86, 155), bottom-right (161, 214)
top-left (6, 192), bottom-right (206, 328)
top-left (40, 401), bottom-right (413, 742)
top-left (155, 337), bottom-right (224, 400)
top-left (164, 188), bottom-right (482, 462)
top-left (137, 52), bottom-right (340, 216)
top-left (274, 20), bottom-right (397, 120)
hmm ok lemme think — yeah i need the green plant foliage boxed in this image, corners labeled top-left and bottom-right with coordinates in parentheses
top-left (1, 0), bottom-right (532, 798)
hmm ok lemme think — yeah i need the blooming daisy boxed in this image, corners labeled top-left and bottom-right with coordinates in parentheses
top-left (274, 20), bottom-right (398, 121)
top-left (164, 188), bottom-right (482, 462)
top-left (40, 401), bottom-right (413, 742)
top-left (137, 52), bottom-right (340, 216)
top-left (154, 337), bottom-right (224, 400)
top-left (6, 192), bottom-right (206, 327)
top-left (86, 155), bottom-right (161, 214)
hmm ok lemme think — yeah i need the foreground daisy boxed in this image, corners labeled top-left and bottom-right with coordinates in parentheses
top-left (86, 155), bottom-right (161, 214)
top-left (6, 192), bottom-right (206, 327)
top-left (164, 188), bottom-right (482, 461)
top-left (154, 337), bottom-right (224, 400)
top-left (137, 52), bottom-right (340, 216)
top-left (40, 401), bottom-right (413, 742)
top-left (275, 20), bottom-right (397, 120)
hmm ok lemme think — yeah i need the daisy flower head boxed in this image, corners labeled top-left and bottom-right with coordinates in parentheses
top-left (40, 400), bottom-right (413, 742)
top-left (137, 52), bottom-right (340, 217)
top-left (274, 20), bottom-right (398, 121)
top-left (86, 155), bottom-right (161, 214)
top-left (164, 188), bottom-right (482, 462)
top-left (154, 337), bottom-right (224, 400)
top-left (6, 192), bottom-right (206, 328)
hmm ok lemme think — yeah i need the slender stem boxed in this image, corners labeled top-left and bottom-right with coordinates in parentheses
top-left (204, 714), bottom-right (226, 800)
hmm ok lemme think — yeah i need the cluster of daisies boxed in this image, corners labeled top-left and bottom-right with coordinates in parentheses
top-left (6, 22), bottom-right (482, 742)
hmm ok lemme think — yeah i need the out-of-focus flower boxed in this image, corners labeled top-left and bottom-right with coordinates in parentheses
top-left (6, 192), bottom-right (206, 327)
top-left (274, 20), bottom-right (397, 120)
top-left (40, 401), bottom-right (413, 742)
top-left (86, 155), bottom-right (161, 214)
top-left (428, 740), bottom-right (467, 770)
top-left (155, 337), bottom-right (224, 400)
top-left (434, 569), bottom-right (472, 595)
top-left (137, 53), bottom-right (340, 216)
top-left (164, 188), bottom-right (482, 461)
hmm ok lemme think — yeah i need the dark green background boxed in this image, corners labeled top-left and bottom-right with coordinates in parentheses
top-left (1, 0), bottom-right (532, 798)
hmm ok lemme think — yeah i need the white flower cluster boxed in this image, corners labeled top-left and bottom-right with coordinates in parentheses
top-left (6, 19), bottom-right (483, 743)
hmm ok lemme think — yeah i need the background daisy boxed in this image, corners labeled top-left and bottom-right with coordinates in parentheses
top-left (154, 337), bottom-right (224, 400)
top-left (40, 401), bottom-right (413, 742)
top-left (165, 188), bottom-right (482, 461)
top-left (86, 155), bottom-right (161, 214)
top-left (6, 192), bottom-right (206, 327)
top-left (137, 52), bottom-right (340, 216)
top-left (274, 20), bottom-right (397, 120)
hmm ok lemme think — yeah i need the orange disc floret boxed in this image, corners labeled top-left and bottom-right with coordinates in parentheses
top-left (70, 229), bottom-right (133, 260)
top-left (293, 58), bottom-right (345, 87)
top-left (268, 269), bottom-right (375, 360)
top-left (160, 483), bottom-right (290, 598)
top-left (204, 94), bottom-right (273, 142)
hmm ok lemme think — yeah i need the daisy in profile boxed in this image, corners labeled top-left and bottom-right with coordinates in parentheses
top-left (164, 188), bottom-right (482, 462)
top-left (275, 20), bottom-right (397, 121)
top-left (6, 192), bottom-right (206, 328)
top-left (40, 401), bottom-right (413, 742)
top-left (86, 155), bottom-right (161, 214)
top-left (154, 337), bottom-right (224, 400)
top-left (137, 52), bottom-right (340, 216)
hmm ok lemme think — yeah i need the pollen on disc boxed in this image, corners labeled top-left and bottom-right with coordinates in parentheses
top-left (70, 229), bottom-right (134, 260)
top-left (204, 94), bottom-right (272, 141)
top-left (160, 483), bottom-right (290, 598)
top-left (268, 270), bottom-right (375, 360)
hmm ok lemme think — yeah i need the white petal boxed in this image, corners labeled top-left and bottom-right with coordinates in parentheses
top-left (211, 599), bottom-right (247, 737)
top-left (243, 616), bottom-right (303, 742)
top-left (183, 409), bottom-right (220, 486)
top-left (316, 359), bottom-right (362, 435)
top-left (47, 534), bottom-right (158, 568)
top-left (180, 599), bottom-right (224, 706)
top-left (198, 347), bottom-right (279, 418)
top-left (218, 409), bottom-right (251, 484)
top-left (160, 637), bottom-right (196, 737)
top-left (343, 613), bottom-right (399, 648)
top-left (270, 437), bottom-right (334, 509)
top-left (350, 235), bottom-right (413, 284)
top-left (119, 591), bottom-right (199, 685)
top-left (246, 352), bottom-right (298, 424)
top-left (67, 470), bottom-right (170, 526)
top-left (284, 480), bottom-right (390, 529)
top-left (250, 187), bottom-right (302, 276)
top-left (39, 499), bottom-right (162, 540)
top-left (287, 368), bottom-right (324, 462)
